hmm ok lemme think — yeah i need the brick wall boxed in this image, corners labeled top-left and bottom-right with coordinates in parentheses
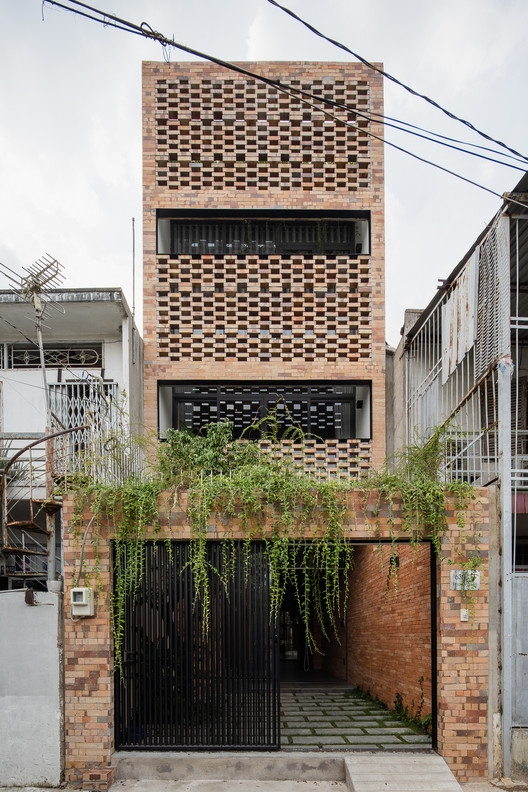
top-left (342, 543), bottom-right (432, 718)
top-left (62, 489), bottom-right (488, 784)
top-left (142, 61), bottom-right (386, 470)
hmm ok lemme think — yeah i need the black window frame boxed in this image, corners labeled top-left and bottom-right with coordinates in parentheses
top-left (160, 380), bottom-right (372, 441)
top-left (157, 209), bottom-right (371, 258)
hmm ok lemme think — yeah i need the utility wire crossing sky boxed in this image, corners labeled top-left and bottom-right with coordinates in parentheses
top-left (1, 0), bottom-right (526, 345)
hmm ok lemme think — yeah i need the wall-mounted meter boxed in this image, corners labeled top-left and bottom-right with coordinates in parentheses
top-left (70, 587), bottom-right (94, 617)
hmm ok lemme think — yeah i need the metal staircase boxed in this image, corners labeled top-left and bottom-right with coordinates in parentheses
top-left (0, 392), bottom-right (146, 590)
top-left (0, 427), bottom-right (83, 590)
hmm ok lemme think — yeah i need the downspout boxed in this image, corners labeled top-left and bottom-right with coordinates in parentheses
top-left (498, 354), bottom-right (513, 778)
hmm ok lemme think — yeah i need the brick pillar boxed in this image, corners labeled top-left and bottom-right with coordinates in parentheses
top-left (436, 496), bottom-right (489, 781)
top-left (62, 495), bottom-right (114, 786)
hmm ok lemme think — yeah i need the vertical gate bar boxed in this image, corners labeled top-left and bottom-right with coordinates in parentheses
top-left (176, 543), bottom-right (181, 746)
top-left (256, 545), bottom-right (261, 745)
top-left (253, 548), bottom-right (257, 746)
top-left (186, 541), bottom-right (191, 747)
top-left (223, 541), bottom-right (229, 746)
top-left (246, 547), bottom-right (251, 747)
top-left (233, 544), bottom-right (238, 746)
top-left (128, 544), bottom-right (134, 747)
top-left (206, 545), bottom-right (212, 745)
top-left (217, 542), bottom-right (222, 746)
top-left (259, 545), bottom-right (263, 745)
top-left (263, 547), bottom-right (268, 746)
top-left (140, 545), bottom-right (147, 747)
top-left (169, 544), bottom-right (174, 747)
top-left (197, 552), bottom-right (202, 748)
top-left (151, 545), bottom-right (157, 747)
top-left (152, 545), bottom-right (158, 747)
top-left (135, 544), bottom-right (141, 747)
top-left (166, 545), bottom-right (170, 746)
top-left (214, 542), bottom-right (220, 746)
top-left (158, 546), bottom-right (163, 746)
top-left (230, 544), bottom-right (235, 746)
top-left (162, 545), bottom-right (168, 747)
top-left (227, 541), bottom-right (231, 746)
top-left (188, 542), bottom-right (194, 747)
top-left (217, 541), bottom-right (222, 745)
top-left (206, 543), bottom-right (212, 746)
top-left (239, 546), bottom-right (244, 745)
top-left (178, 543), bottom-right (185, 746)
top-left (158, 546), bottom-right (163, 747)
top-left (187, 542), bottom-right (194, 747)
top-left (153, 546), bottom-right (159, 746)
top-left (146, 545), bottom-right (152, 747)
top-left (210, 544), bottom-right (214, 746)
top-left (140, 544), bottom-right (146, 748)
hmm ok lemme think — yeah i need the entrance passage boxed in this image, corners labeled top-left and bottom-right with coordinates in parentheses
top-left (115, 542), bottom-right (280, 750)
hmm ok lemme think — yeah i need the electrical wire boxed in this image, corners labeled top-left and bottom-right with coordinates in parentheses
top-left (266, 0), bottom-right (528, 163)
top-left (369, 115), bottom-right (527, 166)
top-left (42, 0), bottom-right (528, 205)
top-left (40, 0), bottom-right (520, 173)
top-left (0, 315), bottom-right (39, 347)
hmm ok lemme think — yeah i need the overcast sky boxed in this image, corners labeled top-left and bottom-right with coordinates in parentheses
top-left (1, 0), bottom-right (527, 347)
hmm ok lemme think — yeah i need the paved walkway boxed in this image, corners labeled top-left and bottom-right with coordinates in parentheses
top-left (281, 688), bottom-right (432, 750)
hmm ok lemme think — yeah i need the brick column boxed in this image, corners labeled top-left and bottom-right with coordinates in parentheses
top-left (436, 495), bottom-right (489, 781)
top-left (62, 496), bottom-right (114, 786)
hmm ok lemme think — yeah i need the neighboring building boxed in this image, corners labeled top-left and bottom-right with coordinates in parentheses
top-left (0, 287), bottom-right (143, 589)
top-left (389, 171), bottom-right (528, 779)
top-left (142, 60), bottom-right (386, 474)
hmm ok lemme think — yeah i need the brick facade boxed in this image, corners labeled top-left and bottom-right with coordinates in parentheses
top-left (142, 60), bottom-right (386, 471)
top-left (63, 490), bottom-right (489, 784)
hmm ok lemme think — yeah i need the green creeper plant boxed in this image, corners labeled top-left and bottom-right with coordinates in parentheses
top-left (67, 413), bottom-right (480, 677)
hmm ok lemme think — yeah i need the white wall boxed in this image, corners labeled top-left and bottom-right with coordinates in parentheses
top-left (0, 590), bottom-right (62, 786)
top-left (356, 384), bottom-right (371, 440)
top-left (104, 339), bottom-right (124, 387)
top-left (1, 371), bottom-right (48, 433)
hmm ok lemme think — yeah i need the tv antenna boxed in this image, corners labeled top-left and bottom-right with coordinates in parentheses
top-left (0, 254), bottom-right (65, 424)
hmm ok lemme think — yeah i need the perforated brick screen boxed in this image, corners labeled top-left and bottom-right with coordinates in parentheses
top-left (156, 253), bottom-right (371, 362)
top-left (154, 75), bottom-right (371, 192)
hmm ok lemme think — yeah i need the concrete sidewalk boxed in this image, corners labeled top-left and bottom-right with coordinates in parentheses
top-left (2, 776), bottom-right (527, 792)
top-left (110, 752), bottom-right (463, 792)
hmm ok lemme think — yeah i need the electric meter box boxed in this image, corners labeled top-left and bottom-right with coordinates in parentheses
top-left (70, 587), bottom-right (94, 617)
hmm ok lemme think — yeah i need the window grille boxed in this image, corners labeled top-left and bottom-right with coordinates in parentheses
top-left (8, 344), bottom-right (102, 369)
top-left (49, 381), bottom-right (118, 432)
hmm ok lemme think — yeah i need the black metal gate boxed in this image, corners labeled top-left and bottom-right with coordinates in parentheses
top-left (115, 542), bottom-right (280, 750)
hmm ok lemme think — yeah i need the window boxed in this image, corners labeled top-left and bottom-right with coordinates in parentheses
top-left (157, 211), bottom-right (370, 257)
top-left (159, 382), bottom-right (371, 441)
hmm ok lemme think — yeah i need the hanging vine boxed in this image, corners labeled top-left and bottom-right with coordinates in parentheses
top-left (66, 414), bottom-right (480, 676)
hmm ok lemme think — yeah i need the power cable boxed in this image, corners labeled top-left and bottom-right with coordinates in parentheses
top-left (266, 0), bottom-right (528, 163)
top-left (371, 115), bottom-right (527, 166)
top-left (41, 1), bottom-right (521, 171)
top-left (0, 315), bottom-right (39, 347)
top-left (42, 0), bottom-right (527, 205)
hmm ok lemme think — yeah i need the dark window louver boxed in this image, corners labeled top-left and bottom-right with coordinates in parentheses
top-left (170, 219), bottom-right (362, 256)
